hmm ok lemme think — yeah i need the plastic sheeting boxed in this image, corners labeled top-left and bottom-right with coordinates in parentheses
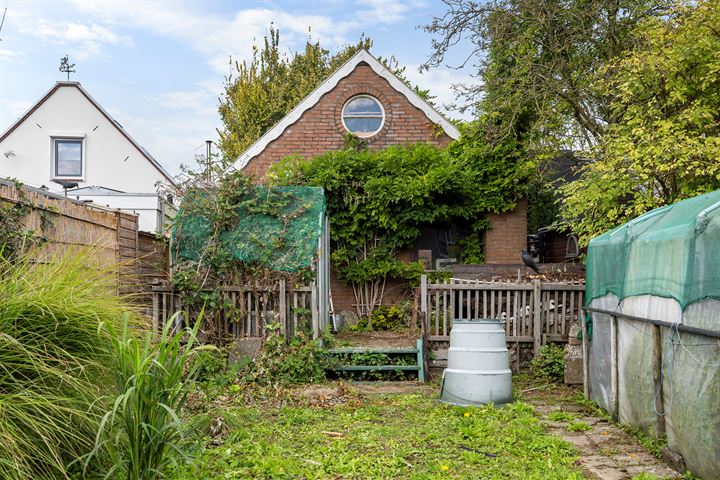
top-left (587, 295), bottom-right (720, 479)
top-left (586, 190), bottom-right (720, 309)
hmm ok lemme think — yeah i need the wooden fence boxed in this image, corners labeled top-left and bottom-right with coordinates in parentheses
top-left (151, 280), bottom-right (323, 342)
top-left (0, 179), bottom-right (169, 312)
top-left (418, 275), bottom-right (585, 355)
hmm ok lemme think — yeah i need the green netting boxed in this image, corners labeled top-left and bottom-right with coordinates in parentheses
top-left (173, 186), bottom-right (325, 272)
top-left (586, 189), bottom-right (720, 309)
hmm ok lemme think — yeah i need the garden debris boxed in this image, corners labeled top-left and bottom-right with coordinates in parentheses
top-left (459, 445), bottom-right (498, 458)
top-left (321, 431), bottom-right (344, 438)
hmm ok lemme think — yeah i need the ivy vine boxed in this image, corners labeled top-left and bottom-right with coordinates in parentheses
top-left (270, 127), bottom-right (531, 315)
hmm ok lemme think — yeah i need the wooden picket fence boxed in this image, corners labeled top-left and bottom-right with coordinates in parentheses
top-left (418, 276), bottom-right (585, 355)
top-left (151, 280), bottom-right (323, 342)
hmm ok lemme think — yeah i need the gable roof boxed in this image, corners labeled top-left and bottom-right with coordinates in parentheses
top-left (231, 49), bottom-right (461, 171)
top-left (0, 81), bottom-right (176, 186)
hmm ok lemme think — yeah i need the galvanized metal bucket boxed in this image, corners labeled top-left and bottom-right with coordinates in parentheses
top-left (439, 319), bottom-right (512, 406)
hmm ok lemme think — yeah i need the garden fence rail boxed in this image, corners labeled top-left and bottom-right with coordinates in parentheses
top-left (151, 280), bottom-right (322, 342)
top-left (418, 275), bottom-right (585, 356)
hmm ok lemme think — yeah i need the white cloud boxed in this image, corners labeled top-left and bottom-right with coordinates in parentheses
top-left (403, 64), bottom-right (475, 121)
top-left (0, 48), bottom-right (22, 62)
top-left (69, 1), bottom-right (419, 73)
top-left (356, 0), bottom-right (412, 24)
top-left (20, 19), bottom-right (131, 60)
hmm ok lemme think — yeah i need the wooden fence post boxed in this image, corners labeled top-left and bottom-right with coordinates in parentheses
top-left (610, 314), bottom-right (619, 420)
top-left (652, 324), bottom-right (666, 435)
top-left (279, 279), bottom-right (287, 339)
top-left (311, 281), bottom-right (319, 339)
top-left (581, 308), bottom-right (590, 399)
top-left (533, 280), bottom-right (542, 357)
top-left (151, 280), bottom-right (159, 338)
top-left (420, 274), bottom-right (430, 381)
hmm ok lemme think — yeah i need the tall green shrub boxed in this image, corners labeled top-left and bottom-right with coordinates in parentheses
top-left (0, 248), bottom-right (131, 479)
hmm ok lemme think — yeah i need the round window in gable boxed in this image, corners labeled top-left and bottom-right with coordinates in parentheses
top-left (341, 95), bottom-right (385, 137)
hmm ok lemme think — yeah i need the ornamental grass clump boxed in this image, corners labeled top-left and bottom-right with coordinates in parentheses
top-left (0, 248), bottom-right (134, 480)
top-left (85, 312), bottom-right (212, 480)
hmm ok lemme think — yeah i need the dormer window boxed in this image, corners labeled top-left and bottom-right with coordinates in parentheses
top-left (341, 95), bottom-right (384, 137)
top-left (53, 138), bottom-right (83, 179)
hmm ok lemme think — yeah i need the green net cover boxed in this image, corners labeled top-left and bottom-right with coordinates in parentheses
top-left (586, 189), bottom-right (720, 309)
top-left (173, 186), bottom-right (325, 272)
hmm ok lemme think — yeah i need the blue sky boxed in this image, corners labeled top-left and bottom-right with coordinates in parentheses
top-left (0, 0), bottom-right (476, 175)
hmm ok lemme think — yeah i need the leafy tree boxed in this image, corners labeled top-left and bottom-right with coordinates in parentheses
top-left (423, 0), bottom-right (670, 150)
top-left (560, 0), bottom-right (720, 243)
top-left (218, 27), bottom-right (432, 160)
top-left (270, 135), bottom-right (531, 316)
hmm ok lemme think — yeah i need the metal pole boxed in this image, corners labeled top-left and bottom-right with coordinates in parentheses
top-left (205, 140), bottom-right (212, 182)
top-left (583, 306), bottom-right (720, 339)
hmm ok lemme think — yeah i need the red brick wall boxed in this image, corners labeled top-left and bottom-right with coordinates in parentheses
top-left (484, 199), bottom-right (528, 264)
top-left (244, 63), bottom-right (452, 179)
top-left (330, 248), bottom-right (415, 313)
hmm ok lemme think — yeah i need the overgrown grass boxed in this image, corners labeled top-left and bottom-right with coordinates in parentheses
top-left (172, 393), bottom-right (584, 479)
top-left (0, 248), bottom-right (134, 479)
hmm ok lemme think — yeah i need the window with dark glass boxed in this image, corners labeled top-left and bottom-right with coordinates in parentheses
top-left (54, 139), bottom-right (83, 177)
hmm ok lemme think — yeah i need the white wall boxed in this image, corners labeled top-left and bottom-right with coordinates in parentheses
top-left (0, 84), bottom-right (170, 195)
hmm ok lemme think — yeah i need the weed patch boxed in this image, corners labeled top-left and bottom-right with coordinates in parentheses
top-left (567, 421), bottom-right (592, 432)
top-left (172, 391), bottom-right (583, 479)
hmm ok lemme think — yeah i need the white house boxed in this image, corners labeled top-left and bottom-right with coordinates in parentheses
top-left (0, 81), bottom-right (175, 232)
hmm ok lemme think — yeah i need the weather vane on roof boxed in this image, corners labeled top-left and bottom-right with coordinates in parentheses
top-left (59, 55), bottom-right (76, 81)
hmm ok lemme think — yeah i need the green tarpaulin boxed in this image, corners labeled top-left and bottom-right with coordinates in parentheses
top-left (173, 186), bottom-right (325, 272)
top-left (586, 189), bottom-right (720, 309)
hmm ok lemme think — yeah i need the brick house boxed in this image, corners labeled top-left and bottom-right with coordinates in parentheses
top-left (230, 50), bottom-right (527, 311)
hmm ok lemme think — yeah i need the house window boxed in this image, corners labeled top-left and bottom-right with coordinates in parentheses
top-left (341, 95), bottom-right (384, 137)
top-left (54, 139), bottom-right (83, 178)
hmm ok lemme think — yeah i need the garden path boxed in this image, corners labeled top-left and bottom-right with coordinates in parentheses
top-left (520, 381), bottom-right (682, 480)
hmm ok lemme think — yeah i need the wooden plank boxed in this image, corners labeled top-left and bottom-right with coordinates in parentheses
top-left (417, 338), bottom-right (426, 383)
top-left (428, 283), bottom-right (535, 291)
top-left (327, 347), bottom-right (418, 354)
top-left (533, 280), bottom-right (542, 357)
top-left (561, 291), bottom-right (567, 335)
top-left (610, 314), bottom-right (619, 420)
top-left (330, 365), bottom-right (419, 372)
top-left (311, 281), bottom-right (319, 339)
top-left (553, 290), bottom-right (559, 334)
top-left (458, 289), bottom-right (464, 320)
top-left (292, 292), bottom-right (298, 336)
top-left (483, 290), bottom-right (487, 318)
top-left (506, 290), bottom-right (511, 336)
top-left (512, 290), bottom-right (519, 337)
top-left (581, 307), bottom-right (589, 399)
top-left (279, 279), bottom-right (287, 339)
top-left (430, 334), bottom-right (535, 343)
top-left (474, 290), bottom-right (479, 320)
top-left (442, 286), bottom-right (448, 337)
top-left (490, 290), bottom-right (495, 319)
top-left (434, 288), bottom-right (440, 337)
top-left (652, 324), bottom-right (666, 435)
top-left (151, 290), bottom-right (159, 337)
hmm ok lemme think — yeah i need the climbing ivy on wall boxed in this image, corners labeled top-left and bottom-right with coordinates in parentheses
top-left (0, 180), bottom-right (47, 261)
top-left (270, 127), bottom-right (531, 314)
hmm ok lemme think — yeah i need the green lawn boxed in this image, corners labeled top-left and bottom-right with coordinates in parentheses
top-left (172, 387), bottom-right (584, 479)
